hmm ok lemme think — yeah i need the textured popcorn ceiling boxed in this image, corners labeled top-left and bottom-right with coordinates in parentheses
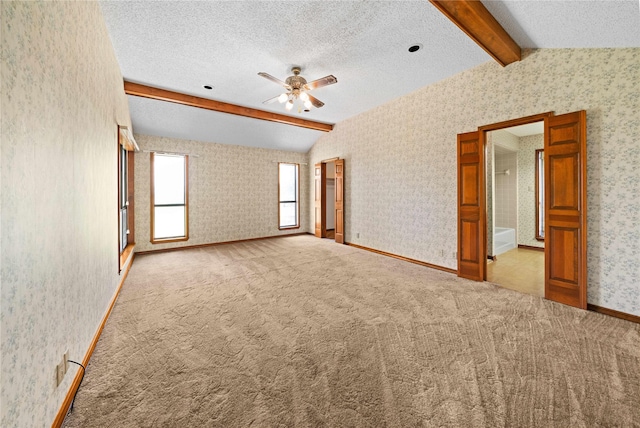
top-left (483, 0), bottom-right (640, 48)
top-left (100, 1), bottom-right (640, 152)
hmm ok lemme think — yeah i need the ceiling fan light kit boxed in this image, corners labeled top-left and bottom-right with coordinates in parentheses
top-left (259, 66), bottom-right (337, 113)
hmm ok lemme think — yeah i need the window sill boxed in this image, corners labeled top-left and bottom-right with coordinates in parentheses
top-left (279, 226), bottom-right (300, 231)
top-left (119, 243), bottom-right (135, 273)
top-left (151, 236), bottom-right (189, 245)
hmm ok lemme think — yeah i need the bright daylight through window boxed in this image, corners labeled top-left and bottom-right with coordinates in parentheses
top-left (119, 145), bottom-right (129, 252)
top-left (151, 153), bottom-right (188, 242)
top-left (278, 163), bottom-right (299, 229)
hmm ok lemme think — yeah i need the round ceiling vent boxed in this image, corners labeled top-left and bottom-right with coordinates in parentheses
top-left (408, 44), bottom-right (423, 53)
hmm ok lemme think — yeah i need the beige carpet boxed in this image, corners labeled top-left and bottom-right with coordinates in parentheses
top-left (63, 235), bottom-right (640, 427)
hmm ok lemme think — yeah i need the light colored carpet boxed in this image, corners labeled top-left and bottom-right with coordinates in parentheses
top-left (63, 235), bottom-right (640, 427)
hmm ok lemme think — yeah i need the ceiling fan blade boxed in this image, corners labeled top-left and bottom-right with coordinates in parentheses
top-left (262, 95), bottom-right (281, 105)
top-left (304, 75), bottom-right (337, 91)
top-left (258, 72), bottom-right (292, 90)
top-left (307, 94), bottom-right (324, 108)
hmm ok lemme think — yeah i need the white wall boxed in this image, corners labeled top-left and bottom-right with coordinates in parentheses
top-left (133, 134), bottom-right (309, 252)
top-left (326, 181), bottom-right (336, 230)
top-left (325, 162), bottom-right (336, 230)
top-left (494, 151), bottom-right (518, 230)
top-left (1, 2), bottom-right (132, 426)
top-left (517, 134), bottom-right (544, 248)
top-left (308, 48), bottom-right (640, 317)
top-left (326, 161), bottom-right (335, 179)
top-left (486, 134), bottom-right (495, 257)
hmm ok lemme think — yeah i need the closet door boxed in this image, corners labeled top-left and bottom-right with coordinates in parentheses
top-left (457, 131), bottom-right (485, 281)
top-left (314, 163), bottom-right (326, 238)
top-left (544, 111), bottom-right (587, 309)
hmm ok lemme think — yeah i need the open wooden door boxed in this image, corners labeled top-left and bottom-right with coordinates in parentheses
top-left (314, 163), bottom-right (326, 238)
top-left (544, 110), bottom-right (587, 309)
top-left (457, 131), bottom-right (485, 281)
top-left (334, 159), bottom-right (345, 244)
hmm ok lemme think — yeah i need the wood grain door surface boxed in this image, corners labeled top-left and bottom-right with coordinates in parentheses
top-left (334, 159), bottom-right (345, 244)
top-left (544, 111), bottom-right (587, 309)
top-left (457, 131), bottom-right (485, 281)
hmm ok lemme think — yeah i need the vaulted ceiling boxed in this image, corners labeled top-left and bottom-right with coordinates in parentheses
top-left (100, 1), bottom-right (640, 153)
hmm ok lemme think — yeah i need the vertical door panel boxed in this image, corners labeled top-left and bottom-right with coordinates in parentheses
top-left (545, 111), bottom-right (587, 309)
top-left (334, 159), bottom-right (345, 244)
top-left (314, 163), bottom-right (326, 238)
top-left (457, 131), bottom-right (485, 281)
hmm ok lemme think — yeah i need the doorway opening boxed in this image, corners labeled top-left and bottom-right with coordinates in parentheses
top-left (485, 122), bottom-right (545, 297)
top-left (457, 110), bottom-right (587, 309)
top-left (314, 158), bottom-right (344, 243)
top-left (324, 161), bottom-right (336, 240)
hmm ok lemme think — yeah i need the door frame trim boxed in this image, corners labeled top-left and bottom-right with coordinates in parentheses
top-left (478, 112), bottom-right (554, 133)
top-left (469, 112), bottom-right (553, 283)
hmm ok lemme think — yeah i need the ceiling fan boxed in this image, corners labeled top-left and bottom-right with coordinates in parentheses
top-left (258, 67), bottom-right (337, 112)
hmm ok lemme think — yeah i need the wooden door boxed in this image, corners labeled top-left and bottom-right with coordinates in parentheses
top-left (314, 163), bottom-right (326, 238)
top-left (334, 159), bottom-right (345, 244)
top-left (544, 111), bottom-right (587, 309)
top-left (457, 131), bottom-right (485, 281)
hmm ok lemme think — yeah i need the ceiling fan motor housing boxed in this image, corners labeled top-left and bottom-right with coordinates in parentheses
top-left (285, 67), bottom-right (307, 91)
top-left (258, 66), bottom-right (335, 109)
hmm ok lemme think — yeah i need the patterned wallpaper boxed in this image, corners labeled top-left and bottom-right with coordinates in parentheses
top-left (308, 48), bottom-right (640, 317)
top-left (517, 134), bottom-right (544, 248)
top-left (133, 134), bottom-right (309, 253)
top-left (1, 2), bottom-right (132, 427)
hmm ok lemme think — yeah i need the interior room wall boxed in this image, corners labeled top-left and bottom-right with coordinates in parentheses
top-left (326, 161), bottom-right (336, 179)
top-left (485, 129), bottom-right (518, 256)
top-left (491, 130), bottom-right (519, 232)
top-left (486, 136), bottom-right (495, 257)
top-left (491, 129), bottom-right (519, 151)
top-left (517, 134), bottom-right (544, 248)
top-left (494, 151), bottom-right (518, 230)
top-left (1, 2), bottom-right (133, 426)
top-left (308, 48), bottom-right (640, 317)
top-left (133, 134), bottom-right (309, 252)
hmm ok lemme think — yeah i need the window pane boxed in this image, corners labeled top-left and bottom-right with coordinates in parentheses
top-left (121, 147), bottom-right (128, 207)
top-left (154, 206), bottom-right (185, 239)
top-left (279, 202), bottom-right (297, 228)
top-left (120, 208), bottom-right (128, 252)
top-left (154, 155), bottom-right (185, 205)
top-left (279, 163), bottom-right (297, 202)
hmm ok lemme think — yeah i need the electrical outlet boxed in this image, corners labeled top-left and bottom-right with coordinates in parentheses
top-left (63, 350), bottom-right (70, 374)
top-left (56, 362), bottom-right (64, 387)
top-left (453, 251), bottom-right (457, 258)
top-left (356, 232), bottom-right (360, 238)
top-left (55, 350), bottom-right (70, 388)
top-left (440, 249), bottom-right (445, 257)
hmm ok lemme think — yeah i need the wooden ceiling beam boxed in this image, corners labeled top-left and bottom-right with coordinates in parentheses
top-left (429, 0), bottom-right (521, 67)
top-left (124, 81), bottom-right (334, 133)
